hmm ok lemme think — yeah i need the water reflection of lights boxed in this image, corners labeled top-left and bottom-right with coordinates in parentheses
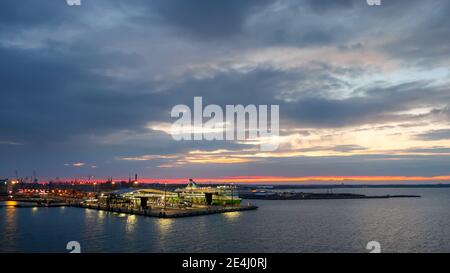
top-left (5, 206), bottom-right (17, 220)
top-left (127, 215), bottom-right (137, 223)
top-left (32, 207), bottom-right (39, 213)
top-left (125, 215), bottom-right (137, 233)
top-left (4, 201), bottom-right (18, 206)
top-left (85, 208), bottom-right (95, 216)
top-left (4, 206), bottom-right (17, 244)
top-left (83, 208), bottom-right (106, 234)
top-left (97, 210), bottom-right (105, 220)
top-left (156, 218), bottom-right (174, 234)
top-left (223, 211), bottom-right (241, 221)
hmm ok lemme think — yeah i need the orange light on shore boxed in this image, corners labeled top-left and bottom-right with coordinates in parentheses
top-left (33, 175), bottom-right (450, 185)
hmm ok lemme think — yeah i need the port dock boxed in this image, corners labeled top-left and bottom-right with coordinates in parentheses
top-left (2, 179), bottom-right (260, 218)
top-left (0, 202), bottom-right (68, 208)
top-left (72, 203), bottom-right (258, 218)
top-left (1, 200), bottom-right (258, 218)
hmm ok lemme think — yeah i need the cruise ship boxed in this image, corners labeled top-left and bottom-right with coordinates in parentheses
top-left (174, 179), bottom-right (241, 206)
top-left (102, 179), bottom-right (242, 207)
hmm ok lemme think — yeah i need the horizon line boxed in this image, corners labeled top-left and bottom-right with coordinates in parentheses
top-left (7, 175), bottom-right (450, 184)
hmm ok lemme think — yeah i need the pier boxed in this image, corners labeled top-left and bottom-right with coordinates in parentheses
top-left (1, 199), bottom-right (258, 218)
top-left (1, 179), bottom-right (261, 218)
top-left (72, 203), bottom-right (258, 218)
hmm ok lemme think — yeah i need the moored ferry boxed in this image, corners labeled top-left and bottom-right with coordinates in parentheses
top-left (175, 179), bottom-right (241, 206)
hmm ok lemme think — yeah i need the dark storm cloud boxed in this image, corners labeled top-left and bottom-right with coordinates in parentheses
top-left (252, 155), bottom-right (445, 177)
top-left (304, 0), bottom-right (356, 13)
top-left (416, 129), bottom-right (450, 141)
top-left (149, 0), bottom-right (272, 39)
top-left (383, 1), bottom-right (450, 63)
top-left (0, 44), bottom-right (169, 144)
top-left (292, 145), bottom-right (367, 153)
top-left (0, 42), bottom-right (444, 147)
top-left (158, 68), bottom-right (449, 129)
top-left (404, 147), bottom-right (450, 154)
top-left (282, 81), bottom-right (449, 128)
top-left (1, 0), bottom-right (450, 178)
top-left (0, 0), bottom-right (74, 27)
top-left (332, 145), bottom-right (367, 153)
top-left (252, 0), bottom-right (428, 48)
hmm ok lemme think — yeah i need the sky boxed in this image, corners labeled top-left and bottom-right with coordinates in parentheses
top-left (1, 0), bottom-right (450, 183)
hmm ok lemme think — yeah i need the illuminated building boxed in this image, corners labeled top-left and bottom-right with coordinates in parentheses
top-left (174, 179), bottom-right (241, 206)
top-left (97, 179), bottom-right (241, 209)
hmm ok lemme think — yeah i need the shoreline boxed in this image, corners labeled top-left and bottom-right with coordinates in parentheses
top-left (239, 192), bottom-right (421, 200)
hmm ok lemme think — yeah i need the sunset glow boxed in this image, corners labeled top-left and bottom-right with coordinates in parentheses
top-left (39, 175), bottom-right (450, 185)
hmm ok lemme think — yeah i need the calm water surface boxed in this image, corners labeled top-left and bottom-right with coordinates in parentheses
top-left (2, 188), bottom-right (450, 253)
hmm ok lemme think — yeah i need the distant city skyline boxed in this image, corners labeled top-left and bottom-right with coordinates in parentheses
top-left (1, 0), bottom-right (450, 182)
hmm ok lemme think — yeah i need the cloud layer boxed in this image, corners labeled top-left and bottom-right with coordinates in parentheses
top-left (1, 0), bottom-right (450, 181)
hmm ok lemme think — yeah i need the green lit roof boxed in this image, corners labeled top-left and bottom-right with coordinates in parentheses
top-left (187, 179), bottom-right (198, 189)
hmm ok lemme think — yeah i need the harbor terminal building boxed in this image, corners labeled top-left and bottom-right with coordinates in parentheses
top-left (97, 179), bottom-right (241, 210)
